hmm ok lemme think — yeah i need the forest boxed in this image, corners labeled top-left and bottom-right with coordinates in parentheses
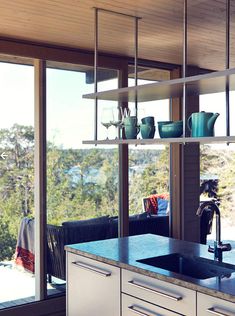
top-left (0, 124), bottom-right (234, 261)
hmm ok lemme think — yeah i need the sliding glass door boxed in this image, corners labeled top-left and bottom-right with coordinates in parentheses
top-left (0, 60), bottom-right (35, 308)
top-left (46, 62), bottom-right (119, 294)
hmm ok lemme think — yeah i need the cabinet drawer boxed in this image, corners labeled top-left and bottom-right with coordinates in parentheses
top-left (122, 269), bottom-right (196, 316)
top-left (67, 252), bottom-right (120, 316)
top-left (122, 293), bottom-right (183, 316)
top-left (197, 292), bottom-right (235, 316)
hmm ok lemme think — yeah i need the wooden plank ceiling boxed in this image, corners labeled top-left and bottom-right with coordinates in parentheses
top-left (0, 0), bottom-right (235, 70)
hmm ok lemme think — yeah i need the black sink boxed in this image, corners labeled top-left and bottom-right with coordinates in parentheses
top-left (137, 253), bottom-right (235, 280)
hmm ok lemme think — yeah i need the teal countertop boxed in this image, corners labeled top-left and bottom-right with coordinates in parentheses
top-left (65, 234), bottom-right (235, 302)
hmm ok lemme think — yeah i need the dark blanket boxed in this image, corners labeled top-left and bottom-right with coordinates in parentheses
top-left (15, 217), bottom-right (35, 273)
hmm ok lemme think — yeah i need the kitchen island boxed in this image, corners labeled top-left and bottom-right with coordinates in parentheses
top-left (65, 234), bottom-right (235, 315)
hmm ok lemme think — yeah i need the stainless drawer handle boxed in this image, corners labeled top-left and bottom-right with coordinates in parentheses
top-left (128, 305), bottom-right (161, 316)
top-left (72, 261), bottom-right (111, 277)
top-left (207, 307), bottom-right (235, 316)
top-left (128, 280), bottom-right (182, 301)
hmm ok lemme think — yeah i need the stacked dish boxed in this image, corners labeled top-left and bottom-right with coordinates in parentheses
top-left (140, 116), bottom-right (155, 139)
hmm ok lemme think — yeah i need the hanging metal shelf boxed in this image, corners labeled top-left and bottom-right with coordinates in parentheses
top-left (83, 67), bottom-right (235, 103)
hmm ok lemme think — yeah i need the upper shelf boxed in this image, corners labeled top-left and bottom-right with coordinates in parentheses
top-left (83, 68), bottom-right (235, 102)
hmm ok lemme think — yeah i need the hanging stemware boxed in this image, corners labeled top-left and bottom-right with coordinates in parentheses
top-left (101, 107), bottom-right (113, 139)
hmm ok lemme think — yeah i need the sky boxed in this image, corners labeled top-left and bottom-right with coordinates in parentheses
top-left (0, 61), bottom-right (234, 150)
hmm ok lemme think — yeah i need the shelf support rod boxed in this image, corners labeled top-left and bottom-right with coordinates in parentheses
top-left (94, 8), bottom-right (98, 141)
top-left (226, 0), bottom-right (230, 138)
top-left (134, 17), bottom-right (139, 120)
top-left (183, 0), bottom-right (188, 138)
top-left (93, 8), bottom-right (141, 141)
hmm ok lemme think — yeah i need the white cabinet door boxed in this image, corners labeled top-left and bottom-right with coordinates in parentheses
top-left (67, 252), bottom-right (120, 316)
top-left (122, 269), bottom-right (196, 316)
top-left (197, 292), bottom-right (235, 316)
top-left (122, 293), bottom-right (183, 316)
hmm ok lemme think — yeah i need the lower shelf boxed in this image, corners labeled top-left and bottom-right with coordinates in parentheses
top-left (82, 136), bottom-right (235, 145)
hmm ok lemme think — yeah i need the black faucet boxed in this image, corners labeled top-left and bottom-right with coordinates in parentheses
top-left (196, 201), bottom-right (231, 261)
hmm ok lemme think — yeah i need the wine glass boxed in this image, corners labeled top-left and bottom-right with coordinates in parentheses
top-left (110, 107), bottom-right (123, 139)
top-left (101, 107), bottom-right (113, 139)
top-left (121, 107), bottom-right (130, 120)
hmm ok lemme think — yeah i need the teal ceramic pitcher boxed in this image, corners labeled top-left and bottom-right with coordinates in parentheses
top-left (187, 111), bottom-right (219, 137)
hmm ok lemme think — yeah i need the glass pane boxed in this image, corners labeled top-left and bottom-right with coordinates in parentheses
top-left (128, 76), bottom-right (170, 237)
top-left (200, 93), bottom-right (235, 245)
top-left (0, 61), bottom-right (35, 308)
top-left (129, 144), bottom-right (170, 210)
top-left (46, 64), bottom-right (119, 295)
top-left (128, 143), bottom-right (170, 238)
top-left (200, 92), bottom-right (235, 137)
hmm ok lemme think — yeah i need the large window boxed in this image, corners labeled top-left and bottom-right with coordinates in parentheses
top-left (46, 64), bottom-right (119, 289)
top-left (0, 61), bottom-right (35, 308)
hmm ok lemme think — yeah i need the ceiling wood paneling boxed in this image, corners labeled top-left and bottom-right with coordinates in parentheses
top-left (0, 0), bottom-right (234, 70)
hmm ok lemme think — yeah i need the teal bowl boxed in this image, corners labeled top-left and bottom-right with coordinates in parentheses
top-left (157, 121), bottom-right (173, 137)
top-left (158, 121), bottom-right (183, 138)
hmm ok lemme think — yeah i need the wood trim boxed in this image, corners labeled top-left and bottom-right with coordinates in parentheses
top-left (170, 66), bottom-right (201, 243)
top-left (34, 59), bottom-right (47, 300)
top-left (118, 62), bottom-right (129, 237)
top-left (0, 37), bottom-right (180, 71)
top-left (118, 143), bottom-right (129, 237)
top-left (0, 37), bottom-right (126, 70)
top-left (182, 66), bottom-right (200, 243)
top-left (170, 67), bottom-right (182, 239)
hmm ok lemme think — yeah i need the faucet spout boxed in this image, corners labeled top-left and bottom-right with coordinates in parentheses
top-left (196, 201), bottom-right (231, 261)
